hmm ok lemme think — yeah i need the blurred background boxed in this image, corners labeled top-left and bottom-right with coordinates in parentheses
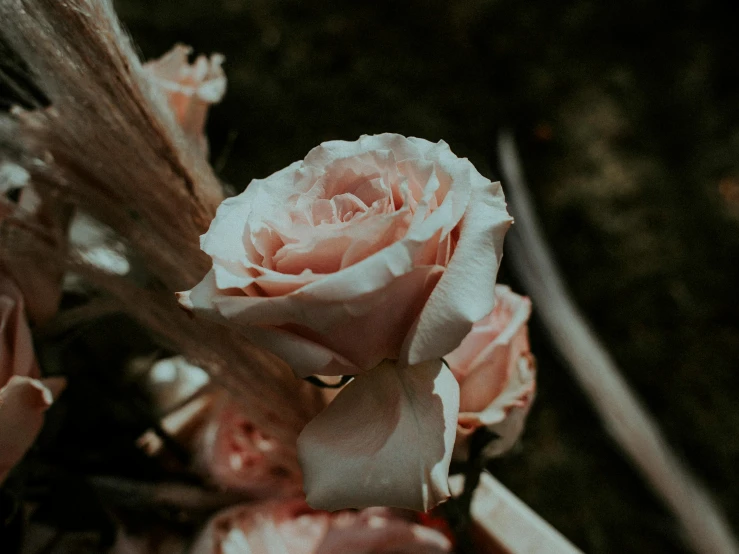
top-left (3, 0), bottom-right (736, 552)
top-left (112, 0), bottom-right (739, 551)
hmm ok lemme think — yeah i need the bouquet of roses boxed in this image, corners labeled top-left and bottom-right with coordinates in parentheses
top-left (2, 1), bottom-right (732, 553)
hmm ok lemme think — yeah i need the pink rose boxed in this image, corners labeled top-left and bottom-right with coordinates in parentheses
top-left (190, 499), bottom-right (451, 554)
top-left (445, 285), bottom-right (536, 459)
top-left (196, 395), bottom-right (301, 497)
top-left (0, 273), bottom-right (65, 483)
top-left (143, 44), bottom-right (226, 156)
top-left (136, 358), bottom-right (297, 496)
top-left (179, 133), bottom-right (512, 511)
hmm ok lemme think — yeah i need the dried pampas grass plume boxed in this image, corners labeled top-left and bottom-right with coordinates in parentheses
top-left (0, 0), bottom-right (220, 288)
top-left (0, 0), bottom-right (325, 474)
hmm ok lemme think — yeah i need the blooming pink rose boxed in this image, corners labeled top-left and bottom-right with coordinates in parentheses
top-left (179, 133), bottom-right (512, 511)
top-left (196, 395), bottom-right (301, 497)
top-left (190, 499), bottom-right (451, 554)
top-left (0, 273), bottom-right (65, 483)
top-left (445, 285), bottom-right (536, 459)
top-left (143, 44), bottom-right (226, 156)
top-left (180, 133), bottom-right (511, 377)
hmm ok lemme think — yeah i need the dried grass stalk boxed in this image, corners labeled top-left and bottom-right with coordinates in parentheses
top-left (0, 0), bottom-right (325, 475)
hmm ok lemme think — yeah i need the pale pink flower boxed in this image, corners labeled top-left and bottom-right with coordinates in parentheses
top-left (445, 285), bottom-right (536, 459)
top-left (190, 499), bottom-right (452, 554)
top-left (0, 273), bottom-right (65, 483)
top-left (179, 133), bottom-right (512, 511)
top-left (143, 44), bottom-right (226, 156)
top-left (196, 396), bottom-right (300, 498)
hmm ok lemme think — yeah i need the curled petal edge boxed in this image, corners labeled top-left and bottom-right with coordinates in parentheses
top-left (297, 359), bottom-right (459, 512)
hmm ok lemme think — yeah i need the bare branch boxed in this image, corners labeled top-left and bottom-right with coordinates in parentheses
top-left (498, 130), bottom-right (739, 554)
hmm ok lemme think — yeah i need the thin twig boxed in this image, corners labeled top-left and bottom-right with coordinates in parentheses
top-left (497, 129), bottom-right (739, 554)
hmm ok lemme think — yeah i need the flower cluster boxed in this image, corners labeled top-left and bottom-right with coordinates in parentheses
top-left (0, 24), bottom-right (538, 552)
top-left (178, 130), bottom-right (534, 511)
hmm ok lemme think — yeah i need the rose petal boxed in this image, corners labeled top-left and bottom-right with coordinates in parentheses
top-left (190, 499), bottom-right (329, 554)
top-left (401, 176), bottom-right (512, 366)
top-left (315, 512), bottom-right (452, 554)
top-left (1, 277), bottom-right (39, 383)
top-left (455, 354), bottom-right (536, 459)
top-left (297, 359), bottom-right (459, 511)
top-left (210, 266), bottom-right (443, 377)
top-left (0, 375), bottom-right (65, 483)
top-left (233, 324), bottom-right (359, 377)
top-left (143, 43), bottom-right (226, 154)
top-left (454, 288), bottom-right (532, 413)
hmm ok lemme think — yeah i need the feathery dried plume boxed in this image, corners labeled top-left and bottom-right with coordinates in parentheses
top-left (0, 0), bottom-right (324, 474)
top-left (498, 129), bottom-right (739, 554)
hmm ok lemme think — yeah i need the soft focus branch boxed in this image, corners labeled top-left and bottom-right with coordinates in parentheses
top-left (498, 130), bottom-right (739, 554)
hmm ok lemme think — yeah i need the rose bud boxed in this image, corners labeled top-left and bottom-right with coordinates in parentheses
top-left (143, 44), bottom-right (226, 156)
top-left (190, 499), bottom-right (452, 554)
top-left (179, 133), bottom-right (512, 511)
top-left (445, 285), bottom-right (536, 460)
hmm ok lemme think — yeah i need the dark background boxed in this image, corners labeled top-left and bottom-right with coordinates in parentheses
top-left (62, 0), bottom-right (739, 551)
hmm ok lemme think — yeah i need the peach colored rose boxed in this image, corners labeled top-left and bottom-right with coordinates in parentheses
top-left (179, 133), bottom-right (512, 511)
top-left (445, 285), bottom-right (536, 459)
top-left (190, 499), bottom-right (452, 554)
top-left (143, 44), bottom-right (226, 156)
top-left (0, 273), bottom-right (65, 483)
top-left (196, 395), bottom-right (300, 497)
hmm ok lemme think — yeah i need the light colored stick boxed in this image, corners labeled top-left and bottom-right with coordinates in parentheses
top-left (88, 475), bottom-right (249, 514)
top-left (450, 472), bottom-right (582, 554)
top-left (497, 130), bottom-right (739, 554)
